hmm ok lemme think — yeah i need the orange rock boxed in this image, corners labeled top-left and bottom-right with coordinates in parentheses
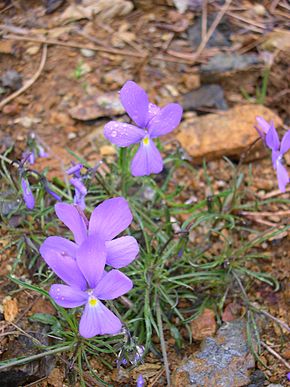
top-left (191, 308), bottom-right (216, 340)
top-left (176, 104), bottom-right (282, 163)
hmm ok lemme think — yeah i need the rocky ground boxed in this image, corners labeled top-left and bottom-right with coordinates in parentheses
top-left (0, 0), bottom-right (289, 386)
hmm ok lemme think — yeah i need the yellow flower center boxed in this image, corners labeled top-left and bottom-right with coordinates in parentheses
top-left (143, 137), bottom-right (149, 145)
top-left (89, 298), bottom-right (98, 307)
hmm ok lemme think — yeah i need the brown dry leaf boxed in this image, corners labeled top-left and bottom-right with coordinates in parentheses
top-left (222, 302), bottom-right (242, 322)
top-left (58, 0), bottom-right (133, 22)
top-left (191, 308), bottom-right (216, 340)
top-left (100, 145), bottom-right (116, 156)
top-left (0, 40), bottom-right (16, 55)
top-left (3, 297), bottom-right (18, 322)
top-left (261, 30), bottom-right (290, 52)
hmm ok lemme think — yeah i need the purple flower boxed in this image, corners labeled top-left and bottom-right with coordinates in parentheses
top-left (136, 375), bottom-right (145, 387)
top-left (21, 178), bottom-right (35, 209)
top-left (264, 122), bottom-right (290, 192)
top-left (66, 164), bottom-right (87, 210)
top-left (104, 81), bottom-right (183, 176)
top-left (287, 372), bottom-right (290, 381)
top-left (255, 116), bottom-right (271, 141)
top-left (40, 197), bottom-right (139, 269)
top-left (47, 235), bottom-right (133, 338)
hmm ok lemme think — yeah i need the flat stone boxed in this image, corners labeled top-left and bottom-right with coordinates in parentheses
top-left (181, 84), bottom-right (228, 111)
top-left (172, 320), bottom-right (256, 387)
top-left (176, 104), bottom-right (282, 163)
top-left (201, 53), bottom-right (261, 74)
top-left (69, 92), bottom-right (124, 121)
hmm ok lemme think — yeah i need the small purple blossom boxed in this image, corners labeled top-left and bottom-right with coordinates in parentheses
top-left (255, 116), bottom-right (272, 141)
top-left (104, 81), bottom-right (183, 177)
top-left (46, 235), bottom-right (133, 338)
top-left (21, 178), bottom-right (35, 209)
top-left (66, 163), bottom-right (87, 210)
top-left (40, 197), bottom-right (139, 271)
top-left (261, 120), bottom-right (290, 192)
top-left (45, 186), bottom-right (61, 201)
top-left (136, 375), bottom-right (145, 387)
top-left (23, 133), bottom-right (48, 165)
top-left (287, 372), bottom-right (290, 381)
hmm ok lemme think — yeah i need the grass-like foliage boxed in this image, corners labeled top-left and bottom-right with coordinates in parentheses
top-left (0, 83), bottom-right (289, 386)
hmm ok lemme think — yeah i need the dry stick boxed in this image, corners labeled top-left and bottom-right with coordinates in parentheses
top-left (193, 0), bottom-right (233, 61)
top-left (261, 341), bottom-right (290, 369)
top-left (201, 0), bottom-right (208, 41)
top-left (240, 210), bottom-right (290, 217)
top-left (260, 187), bottom-right (290, 200)
top-left (3, 33), bottom-right (193, 65)
top-left (0, 44), bottom-right (47, 110)
top-left (2, 33), bottom-right (146, 59)
top-left (253, 307), bottom-right (290, 333)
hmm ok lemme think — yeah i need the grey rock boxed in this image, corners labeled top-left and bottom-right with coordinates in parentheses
top-left (172, 320), bottom-right (256, 387)
top-left (1, 70), bottom-right (22, 91)
top-left (247, 369), bottom-right (266, 387)
top-left (201, 53), bottom-right (261, 74)
top-left (181, 84), bottom-right (228, 111)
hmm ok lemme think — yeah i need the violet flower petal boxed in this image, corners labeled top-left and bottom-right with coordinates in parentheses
top-left (66, 163), bottom-right (83, 176)
top-left (137, 375), bottom-right (145, 387)
top-left (40, 236), bottom-right (78, 259)
top-left (147, 103), bottom-right (161, 122)
top-left (40, 243), bottom-right (87, 290)
top-left (280, 130), bottom-right (290, 155)
top-left (74, 189), bottom-right (86, 210)
top-left (70, 178), bottom-right (87, 195)
top-left (106, 236), bottom-right (139, 268)
top-left (120, 81), bottom-right (149, 128)
top-left (50, 284), bottom-right (88, 308)
top-left (256, 116), bottom-right (270, 135)
top-left (93, 270), bottom-right (133, 300)
top-left (130, 140), bottom-right (163, 176)
top-left (79, 300), bottom-right (122, 338)
top-left (21, 178), bottom-right (35, 210)
top-left (276, 161), bottom-right (289, 193)
top-left (104, 121), bottom-right (145, 147)
top-left (28, 151), bottom-right (35, 165)
top-left (55, 203), bottom-right (87, 245)
top-left (76, 235), bottom-right (106, 289)
top-left (265, 122), bottom-right (280, 151)
top-left (88, 197), bottom-right (133, 240)
top-left (148, 103), bottom-right (183, 138)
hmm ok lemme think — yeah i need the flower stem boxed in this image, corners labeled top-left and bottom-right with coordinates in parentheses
top-left (119, 147), bottom-right (128, 197)
top-left (156, 296), bottom-right (171, 386)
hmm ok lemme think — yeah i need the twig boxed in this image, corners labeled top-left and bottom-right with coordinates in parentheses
top-left (193, 0), bottom-right (233, 61)
top-left (261, 341), bottom-right (290, 369)
top-left (201, 0), bottom-right (208, 41)
top-left (251, 306), bottom-right (290, 333)
top-left (2, 34), bottom-right (146, 59)
top-left (240, 210), bottom-right (290, 217)
top-left (149, 367), bottom-right (165, 387)
top-left (260, 187), bottom-right (290, 199)
top-left (0, 44), bottom-right (47, 111)
top-left (156, 297), bottom-right (171, 386)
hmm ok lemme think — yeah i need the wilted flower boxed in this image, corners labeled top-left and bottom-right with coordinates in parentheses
top-left (45, 235), bottom-right (133, 338)
top-left (104, 81), bottom-right (183, 176)
top-left (21, 178), bottom-right (35, 209)
top-left (23, 133), bottom-right (48, 165)
top-left (40, 197), bottom-right (139, 270)
top-left (66, 163), bottom-right (87, 210)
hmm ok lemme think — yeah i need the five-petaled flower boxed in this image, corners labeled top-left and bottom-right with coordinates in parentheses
top-left (40, 197), bottom-right (139, 270)
top-left (104, 81), bottom-right (183, 176)
top-left (48, 235), bottom-right (133, 337)
top-left (257, 118), bottom-right (290, 192)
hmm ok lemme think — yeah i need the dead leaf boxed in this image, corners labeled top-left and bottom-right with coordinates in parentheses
top-left (59, 0), bottom-right (133, 22)
top-left (3, 297), bottom-right (18, 322)
top-left (191, 308), bottom-right (216, 340)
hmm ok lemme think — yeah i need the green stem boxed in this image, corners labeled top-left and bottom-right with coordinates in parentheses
top-left (156, 297), bottom-right (171, 386)
top-left (0, 344), bottom-right (73, 371)
top-left (119, 148), bottom-right (128, 196)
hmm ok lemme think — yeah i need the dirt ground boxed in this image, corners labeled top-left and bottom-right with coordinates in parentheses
top-left (0, 0), bottom-right (289, 386)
